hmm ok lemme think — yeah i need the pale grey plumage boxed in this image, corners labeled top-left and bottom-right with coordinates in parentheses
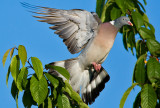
top-left (33, 7), bottom-right (99, 54)
top-left (26, 4), bottom-right (133, 105)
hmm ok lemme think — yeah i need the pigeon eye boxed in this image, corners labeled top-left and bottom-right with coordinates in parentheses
top-left (123, 19), bottom-right (124, 20)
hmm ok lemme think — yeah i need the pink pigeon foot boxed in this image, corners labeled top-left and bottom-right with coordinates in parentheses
top-left (92, 62), bottom-right (101, 72)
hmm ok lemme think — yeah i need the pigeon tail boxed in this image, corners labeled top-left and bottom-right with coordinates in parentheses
top-left (48, 58), bottom-right (110, 105)
top-left (81, 66), bottom-right (110, 105)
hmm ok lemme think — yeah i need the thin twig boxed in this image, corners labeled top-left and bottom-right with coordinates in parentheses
top-left (27, 57), bottom-right (34, 70)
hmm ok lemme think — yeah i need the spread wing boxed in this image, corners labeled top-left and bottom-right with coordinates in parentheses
top-left (33, 7), bottom-right (101, 54)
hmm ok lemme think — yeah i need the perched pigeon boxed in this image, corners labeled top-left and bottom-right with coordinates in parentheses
top-left (31, 6), bottom-right (133, 105)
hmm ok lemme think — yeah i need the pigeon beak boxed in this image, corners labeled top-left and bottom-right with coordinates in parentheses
top-left (128, 21), bottom-right (133, 26)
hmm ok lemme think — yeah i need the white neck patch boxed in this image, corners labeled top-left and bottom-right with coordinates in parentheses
top-left (110, 21), bottom-right (115, 25)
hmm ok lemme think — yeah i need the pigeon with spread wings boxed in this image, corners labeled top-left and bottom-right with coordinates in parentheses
top-left (27, 4), bottom-right (133, 105)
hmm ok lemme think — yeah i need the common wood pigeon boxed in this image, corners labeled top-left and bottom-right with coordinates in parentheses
top-left (31, 6), bottom-right (133, 105)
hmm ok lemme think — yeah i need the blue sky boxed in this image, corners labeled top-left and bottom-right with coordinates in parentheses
top-left (0, 0), bottom-right (160, 108)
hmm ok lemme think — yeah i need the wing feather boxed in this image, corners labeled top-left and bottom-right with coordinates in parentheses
top-left (32, 6), bottom-right (101, 54)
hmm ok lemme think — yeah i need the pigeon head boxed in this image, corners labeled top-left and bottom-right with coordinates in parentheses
top-left (113, 16), bottom-right (133, 29)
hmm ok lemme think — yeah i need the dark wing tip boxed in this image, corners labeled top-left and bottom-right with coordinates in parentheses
top-left (20, 2), bottom-right (56, 14)
top-left (20, 2), bottom-right (40, 10)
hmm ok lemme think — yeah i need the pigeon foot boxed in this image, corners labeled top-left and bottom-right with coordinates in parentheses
top-left (92, 62), bottom-right (101, 72)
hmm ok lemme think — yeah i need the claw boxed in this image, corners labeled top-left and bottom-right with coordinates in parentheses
top-left (92, 62), bottom-right (101, 72)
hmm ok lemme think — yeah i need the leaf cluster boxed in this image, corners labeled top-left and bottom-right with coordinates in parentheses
top-left (96, 0), bottom-right (160, 108)
top-left (2, 45), bottom-right (88, 108)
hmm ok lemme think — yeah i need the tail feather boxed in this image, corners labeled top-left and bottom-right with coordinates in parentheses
top-left (48, 58), bottom-right (110, 105)
top-left (82, 67), bottom-right (110, 105)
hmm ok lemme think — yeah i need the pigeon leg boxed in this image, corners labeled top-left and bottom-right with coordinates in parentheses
top-left (92, 62), bottom-right (101, 72)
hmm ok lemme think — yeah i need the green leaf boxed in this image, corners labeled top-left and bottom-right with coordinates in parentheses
top-left (62, 81), bottom-right (72, 96)
top-left (134, 54), bottom-right (147, 85)
top-left (79, 102), bottom-right (89, 108)
top-left (47, 97), bottom-right (52, 108)
top-left (125, 0), bottom-right (135, 10)
top-left (30, 75), bottom-right (48, 105)
top-left (57, 94), bottom-right (71, 108)
top-left (10, 48), bottom-right (14, 59)
top-left (31, 57), bottom-right (43, 80)
top-left (119, 83), bottom-right (138, 108)
top-left (143, 14), bottom-right (149, 27)
top-left (17, 67), bottom-right (28, 91)
top-left (18, 45), bottom-right (27, 67)
top-left (45, 73), bottom-right (59, 88)
top-left (141, 84), bottom-right (157, 108)
top-left (110, 7), bottom-right (121, 20)
top-left (2, 49), bottom-right (10, 67)
top-left (10, 55), bottom-right (20, 82)
top-left (143, 13), bottom-right (149, 23)
top-left (139, 27), bottom-right (155, 39)
top-left (22, 74), bottom-right (29, 90)
top-left (123, 30), bottom-right (128, 51)
top-left (115, 0), bottom-right (126, 13)
top-left (133, 92), bottom-right (141, 108)
top-left (96, 0), bottom-right (106, 18)
top-left (11, 80), bottom-right (19, 100)
top-left (136, 40), bottom-right (141, 58)
top-left (23, 90), bottom-right (37, 108)
top-left (143, 0), bottom-right (147, 5)
top-left (45, 65), bottom-right (70, 80)
top-left (147, 58), bottom-right (160, 83)
top-left (64, 81), bottom-right (89, 107)
top-left (65, 81), bottom-right (81, 102)
top-left (6, 66), bottom-right (11, 87)
top-left (146, 22), bottom-right (155, 34)
top-left (136, 40), bottom-right (148, 58)
top-left (137, 1), bottom-right (146, 12)
top-left (53, 88), bottom-right (57, 100)
top-left (146, 39), bottom-right (160, 56)
top-left (132, 1), bottom-right (144, 15)
top-left (63, 87), bottom-right (71, 96)
top-left (132, 11), bottom-right (144, 30)
top-left (127, 31), bottom-right (136, 54)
